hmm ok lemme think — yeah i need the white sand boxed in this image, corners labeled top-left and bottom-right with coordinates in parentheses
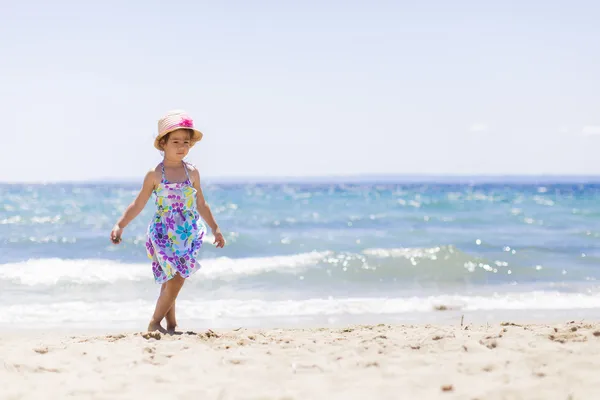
top-left (2, 321), bottom-right (600, 399)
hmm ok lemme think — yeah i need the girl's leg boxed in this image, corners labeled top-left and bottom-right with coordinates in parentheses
top-left (161, 283), bottom-right (178, 332)
top-left (148, 274), bottom-right (185, 332)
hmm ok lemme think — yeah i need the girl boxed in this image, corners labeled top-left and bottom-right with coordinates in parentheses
top-left (110, 110), bottom-right (225, 333)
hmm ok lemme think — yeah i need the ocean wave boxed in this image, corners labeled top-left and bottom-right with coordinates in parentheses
top-left (0, 246), bottom-right (588, 287)
top-left (0, 252), bottom-right (332, 286)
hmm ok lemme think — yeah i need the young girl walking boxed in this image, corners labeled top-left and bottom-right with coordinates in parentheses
top-left (110, 110), bottom-right (225, 333)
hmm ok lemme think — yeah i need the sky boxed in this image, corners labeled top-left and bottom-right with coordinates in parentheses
top-left (1, 0), bottom-right (599, 182)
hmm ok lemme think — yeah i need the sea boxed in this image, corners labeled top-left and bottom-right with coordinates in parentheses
top-left (1, 177), bottom-right (599, 330)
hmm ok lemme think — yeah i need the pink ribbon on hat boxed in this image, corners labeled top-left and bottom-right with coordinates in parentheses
top-left (179, 118), bottom-right (194, 127)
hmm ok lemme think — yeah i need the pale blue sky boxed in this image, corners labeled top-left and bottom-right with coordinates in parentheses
top-left (1, 0), bottom-right (599, 182)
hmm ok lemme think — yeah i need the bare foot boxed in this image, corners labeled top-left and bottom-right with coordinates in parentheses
top-left (147, 320), bottom-right (167, 334)
top-left (167, 325), bottom-right (182, 335)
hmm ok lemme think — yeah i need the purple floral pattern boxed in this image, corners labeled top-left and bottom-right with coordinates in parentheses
top-left (145, 162), bottom-right (205, 283)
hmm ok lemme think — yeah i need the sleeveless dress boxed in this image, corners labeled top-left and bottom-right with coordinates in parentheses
top-left (145, 162), bottom-right (206, 284)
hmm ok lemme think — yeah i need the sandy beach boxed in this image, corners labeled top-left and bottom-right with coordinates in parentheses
top-left (1, 321), bottom-right (599, 400)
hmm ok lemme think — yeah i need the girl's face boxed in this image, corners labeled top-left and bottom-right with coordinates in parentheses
top-left (162, 129), bottom-right (192, 160)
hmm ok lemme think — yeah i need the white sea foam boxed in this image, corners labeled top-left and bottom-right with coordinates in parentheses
top-left (363, 246), bottom-right (448, 259)
top-left (2, 292), bottom-right (600, 326)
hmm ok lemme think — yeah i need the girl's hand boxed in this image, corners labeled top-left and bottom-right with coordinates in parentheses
top-left (212, 228), bottom-right (226, 248)
top-left (110, 225), bottom-right (123, 244)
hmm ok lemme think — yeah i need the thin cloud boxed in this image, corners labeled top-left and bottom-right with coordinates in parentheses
top-left (582, 126), bottom-right (600, 136)
top-left (469, 123), bottom-right (489, 133)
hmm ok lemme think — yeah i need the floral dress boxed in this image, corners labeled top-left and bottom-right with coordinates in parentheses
top-left (145, 162), bottom-right (205, 283)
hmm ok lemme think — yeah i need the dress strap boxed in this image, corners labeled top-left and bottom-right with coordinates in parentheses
top-left (160, 162), bottom-right (166, 182)
top-left (182, 161), bottom-right (191, 182)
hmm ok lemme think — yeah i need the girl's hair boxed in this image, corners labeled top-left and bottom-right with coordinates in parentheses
top-left (157, 129), bottom-right (194, 150)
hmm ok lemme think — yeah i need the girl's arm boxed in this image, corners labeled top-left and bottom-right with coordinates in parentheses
top-left (191, 168), bottom-right (225, 248)
top-left (111, 171), bottom-right (156, 243)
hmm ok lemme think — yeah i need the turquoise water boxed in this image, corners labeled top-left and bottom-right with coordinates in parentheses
top-left (1, 181), bottom-right (599, 328)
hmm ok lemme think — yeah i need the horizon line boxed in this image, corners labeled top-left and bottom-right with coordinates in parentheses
top-left (2, 173), bottom-right (600, 185)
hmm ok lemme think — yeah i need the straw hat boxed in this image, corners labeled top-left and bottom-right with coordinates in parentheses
top-left (154, 110), bottom-right (203, 150)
